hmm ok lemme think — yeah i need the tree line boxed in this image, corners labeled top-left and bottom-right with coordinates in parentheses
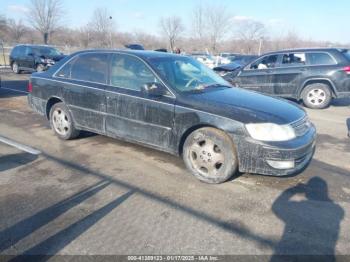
top-left (0, 0), bottom-right (348, 55)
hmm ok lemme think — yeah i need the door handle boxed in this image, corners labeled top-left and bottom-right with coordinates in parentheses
top-left (300, 68), bottom-right (307, 72)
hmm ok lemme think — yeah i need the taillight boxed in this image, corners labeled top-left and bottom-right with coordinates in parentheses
top-left (27, 81), bottom-right (33, 93)
top-left (343, 66), bottom-right (350, 74)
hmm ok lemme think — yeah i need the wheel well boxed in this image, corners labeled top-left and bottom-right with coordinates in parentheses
top-left (178, 124), bottom-right (217, 156)
top-left (300, 80), bottom-right (335, 99)
top-left (46, 97), bottom-right (62, 119)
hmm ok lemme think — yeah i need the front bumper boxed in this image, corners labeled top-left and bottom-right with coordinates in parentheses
top-left (232, 125), bottom-right (317, 176)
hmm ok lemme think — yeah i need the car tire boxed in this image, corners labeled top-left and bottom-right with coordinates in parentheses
top-left (301, 83), bottom-right (332, 109)
top-left (36, 64), bottom-right (45, 72)
top-left (183, 127), bottom-right (238, 184)
top-left (12, 62), bottom-right (20, 74)
top-left (49, 102), bottom-right (80, 140)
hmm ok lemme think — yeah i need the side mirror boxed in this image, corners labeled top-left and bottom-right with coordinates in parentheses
top-left (141, 82), bottom-right (167, 97)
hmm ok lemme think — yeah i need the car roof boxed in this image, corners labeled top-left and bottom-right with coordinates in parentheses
top-left (70, 49), bottom-right (183, 60)
top-left (14, 44), bottom-right (56, 48)
top-left (264, 47), bottom-right (348, 55)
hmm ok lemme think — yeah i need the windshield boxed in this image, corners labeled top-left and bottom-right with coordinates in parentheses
top-left (32, 47), bottom-right (61, 57)
top-left (149, 56), bottom-right (230, 93)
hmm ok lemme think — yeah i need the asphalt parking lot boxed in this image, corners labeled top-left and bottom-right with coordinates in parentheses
top-left (0, 71), bottom-right (350, 259)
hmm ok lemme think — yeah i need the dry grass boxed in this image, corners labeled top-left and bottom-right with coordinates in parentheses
top-left (0, 54), bottom-right (10, 66)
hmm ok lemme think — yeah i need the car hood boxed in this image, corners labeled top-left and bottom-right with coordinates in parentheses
top-left (214, 62), bottom-right (242, 71)
top-left (179, 87), bottom-right (306, 125)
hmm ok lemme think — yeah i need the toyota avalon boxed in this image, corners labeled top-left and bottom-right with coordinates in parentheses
top-left (27, 50), bottom-right (316, 184)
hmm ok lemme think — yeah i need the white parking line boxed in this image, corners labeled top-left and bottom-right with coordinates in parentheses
top-left (0, 87), bottom-right (28, 94)
top-left (0, 135), bottom-right (41, 155)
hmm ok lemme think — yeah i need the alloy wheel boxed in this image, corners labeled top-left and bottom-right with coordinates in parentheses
top-left (52, 108), bottom-right (70, 136)
top-left (307, 89), bottom-right (326, 106)
top-left (188, 138), bottom-right (225, 176)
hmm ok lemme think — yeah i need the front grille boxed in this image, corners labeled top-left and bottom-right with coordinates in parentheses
top-left (291, 116), bottom-right (311, 137)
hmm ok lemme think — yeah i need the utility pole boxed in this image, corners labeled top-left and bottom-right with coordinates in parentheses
top-left (109, 16), bottom-right (113, 48)
top-left (258, 37), bottom-right (263, 56)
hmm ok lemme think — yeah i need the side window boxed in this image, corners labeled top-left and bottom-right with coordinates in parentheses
top-left (55, 57), bottom-right (77, 79)
top-left (307, 52), bottom-right (336, 65)
top-left (11, 47), bottom-right (19, 56)
top-left (70, 53), bottom-right (109, 84)
top-left (110, 54), bottom-right (158, 91)
top-left (250, 55), bottom-right (278, 70)
top-left (24, 47), bottom-right (32, 56)
top-left (16, 46), bottom-right (24, 56)
top-left (281, 53), bottom-right (306, 66)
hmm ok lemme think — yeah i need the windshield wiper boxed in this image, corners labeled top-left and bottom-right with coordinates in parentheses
top-left (200, 83), bottom-right (232, 89)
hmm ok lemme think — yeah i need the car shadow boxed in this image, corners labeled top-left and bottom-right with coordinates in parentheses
top-left (331, 97), bottom-right (350, 107)
top-left (270, 177), bottom-right (344, 262)
top-left (0, 152), bottom-right (38, 173)
top-left (0, 79), bottom-right (28, 98)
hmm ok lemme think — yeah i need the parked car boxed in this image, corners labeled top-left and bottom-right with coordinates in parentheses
top-left (190, 53), bottom-right (216, 68)
top-left (27, 50), bottom-right (316, 184)
top-left (214, 62), bottom-right (242, 77)
top-left (125, 44), bottom-right (144, 50)
top-left (213, 55), bottom-right (259, 79)
top-left (232, 48), bottom-right (350, 109)
top-left (9, 44), bottom-right (66, 74)
top-left (218, 53), bottom-right (240, 64)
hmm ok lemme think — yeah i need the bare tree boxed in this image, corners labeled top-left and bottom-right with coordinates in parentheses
top-left (205, 4), bottom-right (232, 52)
top-left (192, 2), bottom-right (205, 40)
top-left (159, 16), bottom-right (184, 52)
top-left (235, 20), bottom-right (265, 54)
top-left (0, 14), bottom-right (7, 40)
top-left (7, 19), bottom-right (28, 43)
top-left (77, 25), bottom-right (92, 48)
top-left (27, 0), bottom-right (64, 44)
top-left (88, 8), bottom-right (115, 47)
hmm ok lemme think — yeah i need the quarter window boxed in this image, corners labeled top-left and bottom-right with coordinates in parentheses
top-left (342, 50), bottom-right (350, 61)
top-left (69, 53), bottom-right (109, 84)
top-left (281, 53), bottom-right (306, 66)
top-left (307, 52), bottom-right (336, 65)
top-left (110, 54), bottom-right (158, 91)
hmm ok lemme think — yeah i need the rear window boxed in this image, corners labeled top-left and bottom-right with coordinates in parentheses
top-left (307, 52), bottom-right (336, 65)
top-left (342, 50), bottom-right (350, 61)
top-left (281, 53), bottom-right (306, 67)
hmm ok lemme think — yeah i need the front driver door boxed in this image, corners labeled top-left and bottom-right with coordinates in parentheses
top-left (235, 54), bottom-right (279, 94)
top-left (105, 53), bottom-right (175, 152)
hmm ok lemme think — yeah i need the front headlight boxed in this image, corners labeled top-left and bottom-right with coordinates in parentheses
top-left (245, 123), bottom-right (296, 141)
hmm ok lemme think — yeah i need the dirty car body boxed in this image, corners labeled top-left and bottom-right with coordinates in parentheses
top-left (28, 50), bottom-right (316, 181)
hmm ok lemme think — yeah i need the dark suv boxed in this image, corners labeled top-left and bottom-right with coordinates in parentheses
top-left (231, 48), bottom-right (350, 109)
top-left (9, 45), bottom-right (66, 74)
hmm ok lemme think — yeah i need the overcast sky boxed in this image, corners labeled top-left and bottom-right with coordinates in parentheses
top-left (2, 0), bottom-right (349, 43)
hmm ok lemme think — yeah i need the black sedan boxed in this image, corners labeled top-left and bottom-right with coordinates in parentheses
top-left (27, 50), bottom-right (316, 184)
